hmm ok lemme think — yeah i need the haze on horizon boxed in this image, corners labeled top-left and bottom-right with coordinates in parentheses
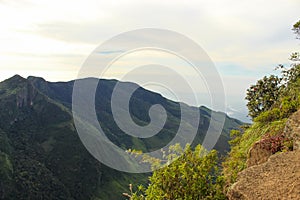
top-left (0, 0), bottom-right (299, 122)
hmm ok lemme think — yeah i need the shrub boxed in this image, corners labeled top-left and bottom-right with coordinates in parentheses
top-left (254, 108), bottom-right (281, 123)
top-left (259, 134), bottom-right (293, 154)
top-left (280, 97), bottom-right (298, 118)
top-left (124, 144), bottom-right (226, 200)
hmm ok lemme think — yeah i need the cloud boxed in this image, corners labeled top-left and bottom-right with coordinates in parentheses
top-left (34, 22), bottom-right (114, 44)
top-left (0, 0), bottom-right (299, 121)
top-left (28, 0), bottom-right (299, 72)
top-left (0, 0), bottom-right (33, 6)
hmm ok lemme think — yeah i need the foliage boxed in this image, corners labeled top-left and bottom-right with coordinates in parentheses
top-left (0, 152), bottom-right (13, 199)
top-left (228, 129), bottom-right (244, 147)
top-left (222, 120), bottom-right (286, 187)
top-left (224, 20), bottom-right (300, 194)
top-left (292, 19), bottom-right (300, 39)
top-left (246, 20), bottom-right (300, 119)
top-left (246, 64), bottom-right (300, 120)
top-left (253, 98), bottom-right (299, 122)
top-left (0, 129), bottom-right (11, 154)
top-left (254, 108), bottom-right (281, 123)
top-left (124, 144), bottom-right (226, 200)
top-left (245, 75), bottom-right (281, 118)
top-left (280, 97), bottom-right (299, 116)
top-left (258, 134), bottom-right (293, 154)
top-left (122, 184), bottom-right (146, 200)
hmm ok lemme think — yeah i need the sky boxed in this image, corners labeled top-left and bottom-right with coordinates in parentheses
top-left (0, 0), bottom-right (299, 122)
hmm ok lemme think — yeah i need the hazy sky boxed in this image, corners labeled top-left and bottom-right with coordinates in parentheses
top-left (0, 0), bottom-right (299, 122)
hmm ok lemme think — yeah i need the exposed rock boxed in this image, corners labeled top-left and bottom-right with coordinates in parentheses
top-left (228, 150), bottom-right (300, 200)
top-left (16, 82), bottom-right (37, 108)
top-left (246, 141), bottom-right (272, 167)
top-left (284, 110), bottom-right (300, 150)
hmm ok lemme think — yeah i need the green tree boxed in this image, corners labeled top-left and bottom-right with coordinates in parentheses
top-left (124, 144), bottom-right (225, 200)
top-left (245, 19), bottom-right (300, 119)
top-left (245, 75), bottom-right (281, 119)
top-left (275, 20), bottom-right (300, 112)
top-left (292, 19), bottom-right (300, 39)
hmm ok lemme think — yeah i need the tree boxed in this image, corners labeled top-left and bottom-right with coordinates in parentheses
top-left (245, 19), bottom-right (300, 119)
top-left (292, 19), bottom-right (300, 39)
top-left (245, 75), bottom-right (281, 119)
top-left (124, 144), bottom-right (225, 200)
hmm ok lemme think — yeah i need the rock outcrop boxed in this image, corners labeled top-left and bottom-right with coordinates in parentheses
top-left (228, 150), bottom-right (300, 200)
top-left (16, 82), bottom-right (37, 108)
top-left (283, 110), bottom-right (300, 150)
top-left (246, 141), bottom-right (272, 167)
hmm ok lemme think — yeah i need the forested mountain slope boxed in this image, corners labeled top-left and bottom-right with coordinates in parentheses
top-left (0, 75), bottom-right (242, 200)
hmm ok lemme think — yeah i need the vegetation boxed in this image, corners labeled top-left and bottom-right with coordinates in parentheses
top-left (245, 75), bottom-right (281, 118)
top-left (258, 133), bottom-right (293, 154)
top-left (293, 20), bottom-right (300, 39)
top-left (245, 64), bottom-right (300, 120)
top-left (124, 19), bottom-right (300, 199)
top-left (0, 74), bottom-right (241, 199)
top-left (124, 144), bottom-right (225, 200)
top-left (222, 120), bottom-right (287, 185)
top-left (0, 17), bottom-right (298, 200)
top-left (223, 19), bottom-right (300, 190)
top-left (246, 19), bottom-right (300, 120)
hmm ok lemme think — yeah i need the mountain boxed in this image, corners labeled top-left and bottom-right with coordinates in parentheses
top-left (0, 75), bottom-right (243, 200)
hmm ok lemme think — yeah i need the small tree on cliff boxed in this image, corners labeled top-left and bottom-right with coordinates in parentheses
top-left (292, 19), bottom-right (300, 39)
top-left (246, 19), bottom-right (300, 119)
top-left (245, 75), bottom-right (281, 119)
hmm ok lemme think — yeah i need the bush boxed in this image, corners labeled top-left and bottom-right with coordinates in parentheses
top-left (280, 97), bottom-right (298, 118)
top-left (253, 95), bottom-right (299, 123)
top-left (124, 144), bottom-right (226, 200)
top-left (254, 108), bottom-right (281, 123)
top-left (259, 134), bottom-right (293, 154)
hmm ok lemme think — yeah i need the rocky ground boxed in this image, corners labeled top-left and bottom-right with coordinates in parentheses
top-left (228, 150), bottom-right (300, 200)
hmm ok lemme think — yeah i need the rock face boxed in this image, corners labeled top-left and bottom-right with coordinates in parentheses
top-left (284, 110), bottom-right (300, 150)
top-left (228, 151), bottom-right (300, 200)
top-left (246, 141), bottom-right (272, 167)
top-left (16, 82), bottom-right (38, 108)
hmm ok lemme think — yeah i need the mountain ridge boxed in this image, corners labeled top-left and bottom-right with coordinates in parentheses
top-left (0, 74), bottom-right (243, 199)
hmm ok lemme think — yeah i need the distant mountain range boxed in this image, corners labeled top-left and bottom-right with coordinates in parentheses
top-left (0, 75), bottom-right (243, 200)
